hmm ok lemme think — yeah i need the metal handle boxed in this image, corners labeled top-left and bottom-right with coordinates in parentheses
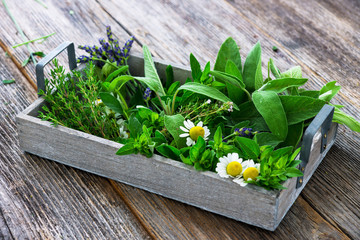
top-left (296, 104), bottom-right (335, 188)
top-left (35, 41), bottom-right (77, 96)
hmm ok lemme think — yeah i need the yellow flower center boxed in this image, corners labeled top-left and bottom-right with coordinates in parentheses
top-left (243, 167), bottom-right (259, 181)
top-left (226, 161), bottom-right (243, 177)
top-left (189, 126), bottom-right (205, 141)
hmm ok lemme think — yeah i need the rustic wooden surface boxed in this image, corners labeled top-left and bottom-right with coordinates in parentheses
top-left (0, 0), bottom-right (359, 239)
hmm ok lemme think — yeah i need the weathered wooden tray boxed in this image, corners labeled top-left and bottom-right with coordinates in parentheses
top-left (16, 42), bottom-right (338, 231)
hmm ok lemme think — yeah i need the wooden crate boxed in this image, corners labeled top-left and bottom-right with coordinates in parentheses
top-left (16, 42), bottom-right (338, 231)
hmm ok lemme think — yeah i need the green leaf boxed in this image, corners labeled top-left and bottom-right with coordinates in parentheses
top-left (210, 70), bottom-right (245, 89)
top-left (279, 96), bottom-right (326, 125)
top-left (299, 90), bottom-right (320, 98)
top-left (225, 60), bottom-right (246, 105)
top-left (180, 154), bottom-right (192, 165)
top-left (156, 144), bottom-right (181, 161)
top-left (105, 65), bottom-right (129, 82)
top-left (285, 167), bottom-right (303, 177)
top-left (269, 58), bottom-right (281, 79)
top-left (243, 42), bottom-right (263, 92)
top-left (319, 81), bottom-right (341, 102)
top-left (252, 91), bottom-right (288, 140)
top-left (280, 66), bottom-right (302, 78)
top-left (2, 79), bottom-right (15, 84)
top-left (190, 53), bottom-right (202, 81)
top-left (235, 137), bottom-right (260, 160)
top-left (278, 121), bottom-right (304, 149)
top-left (128, 115), bottom-right (142, 138)
top-left (99, 92), bottom-right (123, 114)
top-left (177, 82), bottom-right (239, 110)
top-left (164, 114), bottom-right (187, 148)
top-left (140, 45), bottom-right (165, 96)
top-left (232, 101), bottom-right (269, 131)
top-left (333, 108), bottom-right (360, 132)
top-left (254, 132), bottom-right (282, 148)
top-left (200, 62), bottom-right (211, 83)
top-left (167, 81), bottom-right (180, 96)
top-left (190, 136), bottom-right (206, 161)
top-left (165, 65), bottom-right (174, 89)
top-left (259, 78), bottom-right (308, 93)
top-left (214, 126), bottom-right (222, 145)
top-left (101, 62), bottom-right (116, 77)
top-left (116, 143), bottom-right (136, 155)
top-left (214, 37), bottom-right (242, 73)
top-left (108, 75), bottom-right (134, 92)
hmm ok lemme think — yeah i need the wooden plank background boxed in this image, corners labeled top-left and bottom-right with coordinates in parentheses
top-left (1, 0), bottom-right (359, 239)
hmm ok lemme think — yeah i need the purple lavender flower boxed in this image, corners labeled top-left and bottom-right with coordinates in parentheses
top-left (76, 55), bottom-right (91, 63)
top-left (143, 87), bottom-right (152, 101)
top-left (122, 36), bottom-right (135, 58)
top-left (234, 127), bottom-right (254, 137)
top-left (106, 25), bottom-right (115, 44)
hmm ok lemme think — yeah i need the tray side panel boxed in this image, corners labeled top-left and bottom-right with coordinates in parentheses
top-left (16, 112), bottom-right (278, 230)
top-left (275, 122), bottom-right (338, 228)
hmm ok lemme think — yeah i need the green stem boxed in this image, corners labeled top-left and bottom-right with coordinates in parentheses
top-left (171, 89), bottom-right (180, 115)
top-left (91, 57), bottom-right (119, 69)
top-left (12, 32), bottom-right (55, 48)
top-left (156, 92), bottom-right (168, 114)
top-left (34, 0), bottom-right (48, 8)
top-left (2, 0), bottom-right (36, 64)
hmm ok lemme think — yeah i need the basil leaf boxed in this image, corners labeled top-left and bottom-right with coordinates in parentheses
top-left (177, 82), bottom-right (239, 110)
top-left (252, 91), bottom-right (288, 140)
top-left (243, 42), bottom-right (263, 92)
top-left (214, 37), bottom-right (242, 73)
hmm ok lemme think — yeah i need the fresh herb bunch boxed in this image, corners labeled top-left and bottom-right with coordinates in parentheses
top-left (40, 28), bottom-right (360, 190)
top-left (38, 59), bottom-right (121, 140)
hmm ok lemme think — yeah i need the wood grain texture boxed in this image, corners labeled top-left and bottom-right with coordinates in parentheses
top-left (0, 0), bottom-right (359, 238)
top-left (0, 48), bottom-right (150, 239)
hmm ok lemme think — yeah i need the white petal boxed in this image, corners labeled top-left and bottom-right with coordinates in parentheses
top-left (203, 127), bottom-right (210, 138)
top-left (179, 133), bottom-right (189, 138)
top-left (183, 120), bottom-right (191, 130)
top-left (187, 120), bottom-right (195, 128)
top-left (186, 137), bottom-right (194, 146)
top-left (197, 121), bottom-right (203, 127)
top-left (180, 126), bottom-right (189, 132)
top-left (233, 178), bottom-right (247, 187)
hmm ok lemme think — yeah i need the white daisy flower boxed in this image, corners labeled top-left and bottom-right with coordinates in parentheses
top-left (119, 126), bottom-right (129, 139)
top-left (93, 98), bottom-right (103, 106)
top-left (179, 119), bottom-right (210, 146)
top-left (233, 160), bottom-right (260, 186)
top-left (216, 153), bottom-right (244, 178)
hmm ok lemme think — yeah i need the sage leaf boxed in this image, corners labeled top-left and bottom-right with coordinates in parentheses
top-left (259, 78), bottom-right (308, 93)
top-left (190, 53), bottom-right (202, 81)
top-left (299, 90), bottom-right (320, 98)
top-left (210, 70), bottom-right (245, 89)
top-left (243, 42), bottom-right (263, 92)
top-left (269, 58), bottom-right (281, 79)
top-left (333, 108), bottom-right (360, 132)
top-left (252, 91), bottom-right (288, 140)
top-left (232, 101), bottom-right (269, 131)
top-left (105, 65), bottom-right (129, 82)
top-left (139, 45), bottom-right (166, 96)
top-left (254, 132), bottom-right (283, 148)
top-left (214, 37), bottom-right (242, 73)
top-left (280, 66), bottom-right (302, 78)
top-left (177, 82), bottom-right (239, 110)
top-left (165, 65), bottom-right (174, 89)
top-left (319, 81), bottom-right (341, 102)
top-left (108, 75), bottom-right (134, 92)
top-left (278, 121), bottom-right (304, 149)
top-left (279, 96), bottom-right (326, 125)
top-left (164, 114), bottom-right (187, 148)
